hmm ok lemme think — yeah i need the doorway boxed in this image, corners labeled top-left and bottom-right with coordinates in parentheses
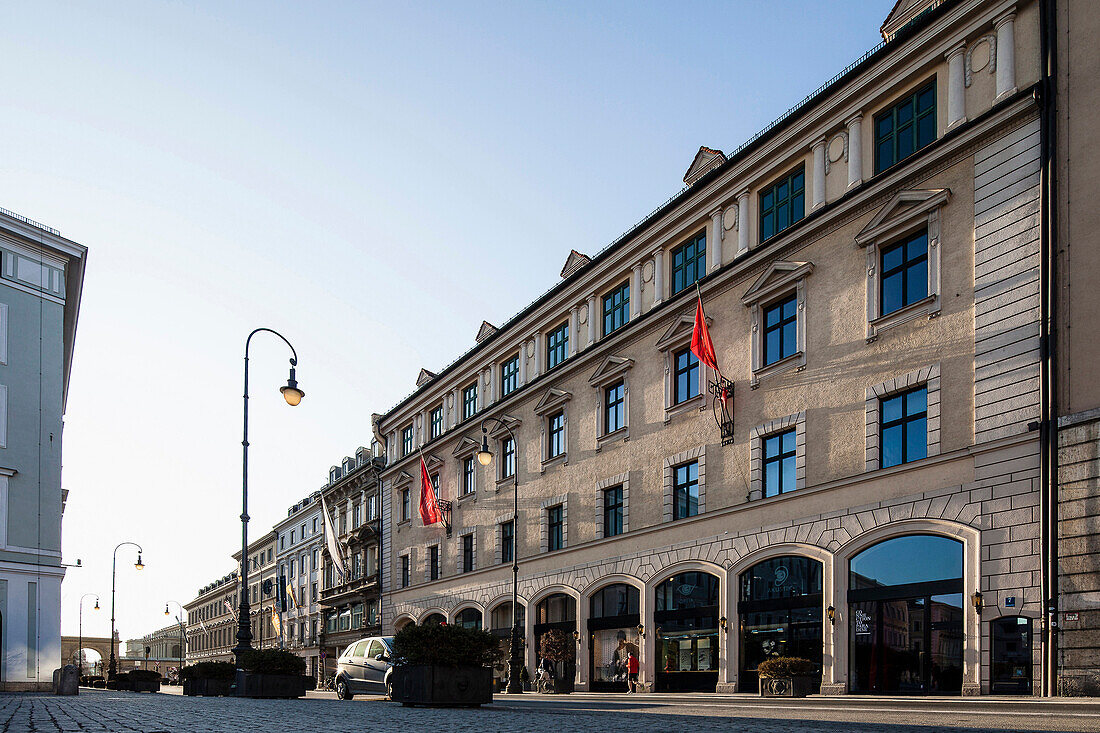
top-left (991, 616), bottom-right (1032, 694)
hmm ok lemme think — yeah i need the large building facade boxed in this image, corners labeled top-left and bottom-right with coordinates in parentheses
top-left (0, 209), bottom-right (86, 690)
top-left (274, 495), bottom-right (325, 678)
top-left (185, 570), bottom-right (240, 664)
top-left (378, 0), bottom-right (1059, 697)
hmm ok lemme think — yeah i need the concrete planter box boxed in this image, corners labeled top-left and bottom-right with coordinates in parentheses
top-left (235, 671), bottom-right (306, 699)
top-left (759, 675), bottom-right (817, 698)
top-left (130, 679), bottom-right (161, 693)
top-left (182, 678), bottom-right (234, 697)
top-left (390, 665), bottom-right (492, 707)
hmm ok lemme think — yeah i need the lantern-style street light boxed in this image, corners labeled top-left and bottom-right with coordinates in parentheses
top-left (107, 543), bottom-right (143, 679)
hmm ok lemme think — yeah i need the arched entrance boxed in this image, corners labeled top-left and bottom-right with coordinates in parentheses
top-left (991, 616), bottom-right (1032, 694)
top-left (738, 555), bottom-right (823, 692)
top-left (848, 534), bottom-right (964, 694)
top-left (654, 571), bottom-right (719, 692)
top-left (535, 593), bottom-right (576, 693)
top-left (587, 584), bottom-right (640, 692)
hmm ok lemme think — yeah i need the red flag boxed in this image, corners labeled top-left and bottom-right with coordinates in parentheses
top-left (419, 457), bottom-right (443, 526)
top-left (690, 296), bottom-right (720, 375)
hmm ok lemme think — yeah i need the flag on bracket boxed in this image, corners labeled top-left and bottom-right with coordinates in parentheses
top-left (419, 455), bottom-right (444, 526)
top-left (690, 291), bottom-right (721, 376)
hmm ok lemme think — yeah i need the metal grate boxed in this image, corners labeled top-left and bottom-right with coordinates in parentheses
top-left (0, 206), bottom-right (60, 236)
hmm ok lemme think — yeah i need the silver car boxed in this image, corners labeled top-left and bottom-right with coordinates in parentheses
top-left (335, 636), bottom-right (394, 700)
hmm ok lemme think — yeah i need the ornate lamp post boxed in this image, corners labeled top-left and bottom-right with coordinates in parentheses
top-left (476, 417), bottom-right (523, 694)
top-left (77, 593), bottom-right (99, 676)
top-left (165, 601), bottom-right (186, 682)
top-left (233, 328), bottom-right (303, 671)
top-left (107, 542), bottom-right (144, 679)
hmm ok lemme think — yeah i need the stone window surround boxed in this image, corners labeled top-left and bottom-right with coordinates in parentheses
top-left (655, 310), bottom-right (709, 422)
top-left (540, 494), bottom-right (569, 553)
top-left (588, 355), bottom-right (634, 448)
top-left (392, 471), bottom-right (414, 526)
top-left (856, 189), bottom-right (950, 342)
top-left (424, 540), bottom-right (441, 583)
top-left (398, 549), bottom-right (412, 588)
top-left (595, 472), bottom-right (630, 540)
top-left (451, 436), bottom-right (481, 501)
top-left (534, 388), bottom-right (573, 471)
top-left (749, 411), bottom-right (807, 501)
top-left (487, 414), bottom-right (522, 487)
top-left (662, 445), bottom-right (706, 522)
top-left (742, 261), bottom-right (813, 388)
top-left (865, 363), bottom-right (941, 471)
top-left (456, 528), bottom-right (477, 575)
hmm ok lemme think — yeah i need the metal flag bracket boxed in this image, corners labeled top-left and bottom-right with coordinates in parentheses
top-left (708, 373), bottom-right (735, 446)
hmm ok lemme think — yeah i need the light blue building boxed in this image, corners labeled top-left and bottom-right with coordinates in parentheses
top-left (0, 209), bottom-right (85, 690)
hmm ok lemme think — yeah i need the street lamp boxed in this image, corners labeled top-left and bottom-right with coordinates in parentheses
top-left (107, 542), bottom-right (144, 679)
top-left (165, 601), bottom-right (186, 682)
top-left (477, 417), bottom-right (523, 694)
top-left (77, 593), bottom-right (99, 677)
top-left (234, 328), bottom-right (303, 671)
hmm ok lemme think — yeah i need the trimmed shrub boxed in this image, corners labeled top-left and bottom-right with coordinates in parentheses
top-left (392, 622), bottom-right (497, 667)
top-left (757, 657), bottom-right (818, 678)
top-left (179, 661), bottom-right (236, 681)
top-left (538, 629), bottom-right (573, 663)
top-left (238, 649), bottom-right (306, 676)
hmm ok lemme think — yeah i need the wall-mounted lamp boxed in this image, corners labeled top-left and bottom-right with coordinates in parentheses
top-left (572, 630), bottom-right (580, 643)
top-left (636, 624), bottom-right (645, 638)
top-left (718, 616), bottom-right (728, 632)
top-left (655, 627), bottom-right (662, 639)
top-left (827, 606), bottom-right (836, 625)
top-left (971, 591), bottom-right (983, 614)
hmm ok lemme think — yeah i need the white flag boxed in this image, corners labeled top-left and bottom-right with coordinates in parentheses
top-left (321, 494), bottom-right (347, 584)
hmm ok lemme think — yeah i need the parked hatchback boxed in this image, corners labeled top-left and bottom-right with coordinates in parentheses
top-left (335, 636), bottom-right (395, 700)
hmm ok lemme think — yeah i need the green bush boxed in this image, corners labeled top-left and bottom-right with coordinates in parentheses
top-left (756, 657), bottom-right (818, 678)
top-left (128, 670), bottom-right (161, 682)
top-left (238, 649), bottom-right (306, 675)
top-left (392, 622), bottom-right (498, 667)
top-left (179, 661), bottom-right (236, 681)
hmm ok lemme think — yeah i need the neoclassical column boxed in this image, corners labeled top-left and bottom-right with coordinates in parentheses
top-left (651, 249), bottom-right (664, 307)
top-left (708, 208), bottom-right (724, 272)
top-left (518, 343), bottom-right (528, 385)
top-left (630, 262), bottom-right (643, 318)
top-left (994, 11), bottom-right (1017, 101)
top-left (568, 306), bottom-right (579, 357)
top-left (846, 113), bottom-right (863, 188)
top-left (946, 41), bottom-right (967, 129)
top-left (476, 370), bottom-right (486, 410)
top-left (489, 362), bottom-right (498, 403)
top-left (534, 332), bottom-right (544, 376)
top-left (451, 388), bottom-right (460, 428)
top-left (811, 138), bottom-right (827, 210)
top-left (441, 392), bottom-right (450, 430)
top-left (736, 190), bottom-right (750, 255)
top-left (586, 294), bottom-right (597, 346)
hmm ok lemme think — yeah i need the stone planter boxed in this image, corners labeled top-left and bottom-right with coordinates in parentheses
top-left (390, 665), bottom-right (492, 707)
top-left (183, 677), bottom-right (234, 697)
top-left (759, 675), bottom-right (817, 698)
top-left (235, 671), bottom-right (306, 699)
top-left (130, 679), bottom-right (161, 693)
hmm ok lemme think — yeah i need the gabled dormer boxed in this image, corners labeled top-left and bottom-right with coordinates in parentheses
top-left (475, 320), bottom-right (498, 344)
top-left (560, 249), bottom-right (591, 279)
top-left (416, 368), bottom-right (437, 388)
top-left (683, 146), bottom-right (726, 186)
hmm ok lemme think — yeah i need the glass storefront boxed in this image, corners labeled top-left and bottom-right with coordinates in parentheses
top-left (535, 594), bottom-right (576, 692)
top-left (588, 584), bottom-right (640, 692)
top-left (654, 572), bottom-right (719, 692)
top-left (490, 602), bottom-right (525, 689)
top-left (738, 556), bottom-right (823, 692)
top-left (991, 616), bottom-right (1032, 694)
top-left (849, 535), bottom-right (964, 695)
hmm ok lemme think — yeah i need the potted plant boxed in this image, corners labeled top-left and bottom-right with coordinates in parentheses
top-left (236, 649), bottom-right (307, 699)
top-left (757, 657), bottom-right (819, 698)
top-left (390, 622), bottom-right (496, 706)
top-left (180, 661), bottom-right (236, 697)
top-left (106, 672), bottom-right (130, 691)
top-left (538, 629), bottom-right (575, 694)
top-left (127, 669), bottom-right (162, 693)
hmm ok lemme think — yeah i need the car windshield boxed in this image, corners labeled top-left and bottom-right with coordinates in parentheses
top-left (382, 636), bottom-right (394, 651)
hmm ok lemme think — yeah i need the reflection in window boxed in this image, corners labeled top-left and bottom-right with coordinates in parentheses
top-left (654, 572), bottom-right (719, 611)
top-left (763, 295), bottom-right (798, 366)
top-left (537, 593), bottom-right (576, 624)
top-left (881, 386), bottom-right (927, 468)
top-left (456, 608), bottom-right (482, 629)
top-left (763, 430), bottom-right (797, 497)
top-left (881, 231), bottom-right (928, 316)
top-left (590, 584), bottom-right (639, 618)
top-left (850, 535), bottom-right (962, 589)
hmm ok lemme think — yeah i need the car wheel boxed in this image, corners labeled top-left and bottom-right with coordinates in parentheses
top-left (336, 678), bottom-right (350, 700)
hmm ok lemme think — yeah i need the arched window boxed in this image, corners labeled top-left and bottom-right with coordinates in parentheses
top-left (455, 608), bottom-right (482, 630)
top-left (590, 584), bottom-right (639, 619)
top-left (490, 602), bottom-right (525, 632)
top-left (536, 593), bottom-right (576, 624)
top-left (654, 572), bottom-right (719, 612)
top-left (422, 612), bottom-right (446, 626)
top-left (653, 571), bottom-right (720, 692)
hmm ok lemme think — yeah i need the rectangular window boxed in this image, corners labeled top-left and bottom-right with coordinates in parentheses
top-left (462, 383), bottom-right (478, 420)
top-left (400, 556), bottom-right (410, 588)
top-left (312, 518), bottom-right (318, 533)
top-left (673, 461), bottom-right (700, 520)
top-left (367, 494), bottom-right (377, 521)
top-left (546, 322), bottom-right (569, 369)
top-left (547, 505), bottom-right (564, 551)
top-left (763, 295), bottom-right (798, 366)
top-left (502, 437), bottom-right (516, 479)
top-left (673, 348), bottom-right (700, 405)
top-left (400, 488), bottom-right (410, 522)
top-left (430, 406), bottom-right (444, 440)
top-left (548, 412), bottom-right (565, 459)
top-left (602, 281), bottom-right (630, 337)
top-left (312, 548), bottom-right (318, 570)
top-left (875, 80), bottom-right (936, 174)
top-left (311, 582), bottom-right (318, 601)
top-left (881, 386), bottom-right (928, 468)
top-left (763, 430), bottom-right (797, 498)
top-left (501, 520), bottom-right (514, 564)
top-left (605, 382), bottom-right (625, 434)
top-left (603, 485), bottom-right (624, 538)
top-left (462, 456), bottom-right (475, 496)
top-left (760, 166), bottom-right (805, 243)
top-left (461, 534), bottom-right (474, 573)
top-left (352, 504), bottom-right (361, 528)
top-left (671, 232), bottom-right (706, 295)
top-left (402, 426), bottom-right (414, 456)
top-left (429, 546), bottom-right (440, 581)
top-left (880, 230), bottom-right (928, 316)
top-left (501, 355), bottom-right (520, 397)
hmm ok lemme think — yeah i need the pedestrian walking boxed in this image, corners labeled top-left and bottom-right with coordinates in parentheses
top-left (626, 651), bottom-right (639, 693)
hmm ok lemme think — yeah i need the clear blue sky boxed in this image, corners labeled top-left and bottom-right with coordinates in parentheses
top-left (0, 1), bottom-right (891, 639)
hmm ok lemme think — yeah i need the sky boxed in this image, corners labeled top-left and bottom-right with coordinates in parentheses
top-left (0, 0), bottom-right (892, 641)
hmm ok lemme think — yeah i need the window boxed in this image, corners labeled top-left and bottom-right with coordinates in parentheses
top-left (603, 485), bottom-right (624, 538)
top-left (501, 355), bottom-right (520, 397)
top-left (462, 456), bottom-right (475, 496)
top-left (602, 281), bottom-right (630, 336)
top-left (546, 322), bottom-right (569, 369)
top-left (400, 488), bottom-right (410, 522)
top-left (352, 504), bottom-right (361, 528)
top-left (430, 405), bottom-right (444, 440)
top-left (402, 426), bottom-right (414, 456)
top-left (760, 166), bottom-right (805, 242)
top-left (312, 518), bottom-right (318, 534)
top-left (875, 80), bottom-right (936, 174)
top-left (311, 582), bottom-right (318, 601)
top-left (881, 230), bottom-right (928, 316)
top-left (763, 430), bottom-right (797, 497)
top-left (502, 437), bottom-right (516, 479)
top-left (547, 411), bottom-right (565, 459)
top-left (312, 548), bottom-right (318, 570)
top-left (400, 556), bottom-right (410, 588)
top-left (462, 382), bottom-right (478, 420)
top-left (763, 295), bottom-right (798, 366)
top-left (290, 559), bottom-right (296, 577)
top-left (461, 534), bottom-right (474, 573)
top-left (881, 386), bottom-right (927, 468)
top-left (671, 232), bottom-right (706, 295)
top-left (352, 603), bottom-right (364, 629)
top-left (605, 382), bottom-right (625, 434)
top-left (300, 523), bottom-right (305, 538)
top-left (673, 348), bottom-right (699, 405)
top-left (673, 461), bottom-right (699, 520)
top-left (352, 554), bottom-right (361, 579)
top-left (339, 512), bottom-right (346, 535)
top-left (501, 520), bottom-right (514, 564)
top-left (429, 545), bottom-right (440, 581)
top-left (367, 494), bottom-right (377, 521)
top-left (547, 505), bottom-right (564, 551)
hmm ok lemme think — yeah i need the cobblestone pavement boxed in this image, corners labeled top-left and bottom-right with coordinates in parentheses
top-left (2, 690), bottom-right (1100, 733)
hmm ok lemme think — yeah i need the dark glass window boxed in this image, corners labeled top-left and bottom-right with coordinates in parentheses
top-left (875, 80), bottom-right (937, 174)
top-left (850, 534), bottom-right (962, 589)
top-left (462, 456), bottom-right (475, 496)
top-left (429, 406), bottom-right (443, 440)
top-left (546, 322), bottom-right (569, 369)
top-left (671, 232), bottom-right (706, 296)
top-left (501, 520), bottom-right (514, 564)
top-left (402, 426), bottom-right (413, 456)
top-left (880, 386), bottom-right (927, 468)
top-left (548, 412), bottom-right (565, 459)
top-left (590, 583), bottom-right (639, 618)
top-left (456, 607), bottom-right (481, 629)
top-left (429, 545), bottom-right (439, 581)
top-left (740, 556), bottom-right (822, 602)
top-left (673, 348), bottom-right (700, 405)
top-left (603, 485), bottom-right (624, 538)
top-left (536, 593), bottom-right (575, 624)
top-left (547, 505), bottom-right (564, 551)
top-left (603, 281), bottom-right (630, 336)
top-left (654, 572), bottom-right (719, 611)
top-left (400, 489), bottom-right (410, 522)
top-left (462, 383), bottom-right (478, 421)
top-left (880, 230), bottom-right (928, 316)
top-left (500, 355), bottom-right (520, 396)
top-left (673, 461), bottom-right (699, 520)
top-left (605, 381), bottom-right (625, 434)
top-left (502, 437), bottom-right (516, 479)
top-left (461, 534), bottom-right (474, 573)
top-left (760, 166), bottom-right (805, 243)
top-left (763, 295), bottom-right (798, 366)
top-left (400, 556), bottom-right (410, 588)
top-left (763, 429), bottom-right (797, 498)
